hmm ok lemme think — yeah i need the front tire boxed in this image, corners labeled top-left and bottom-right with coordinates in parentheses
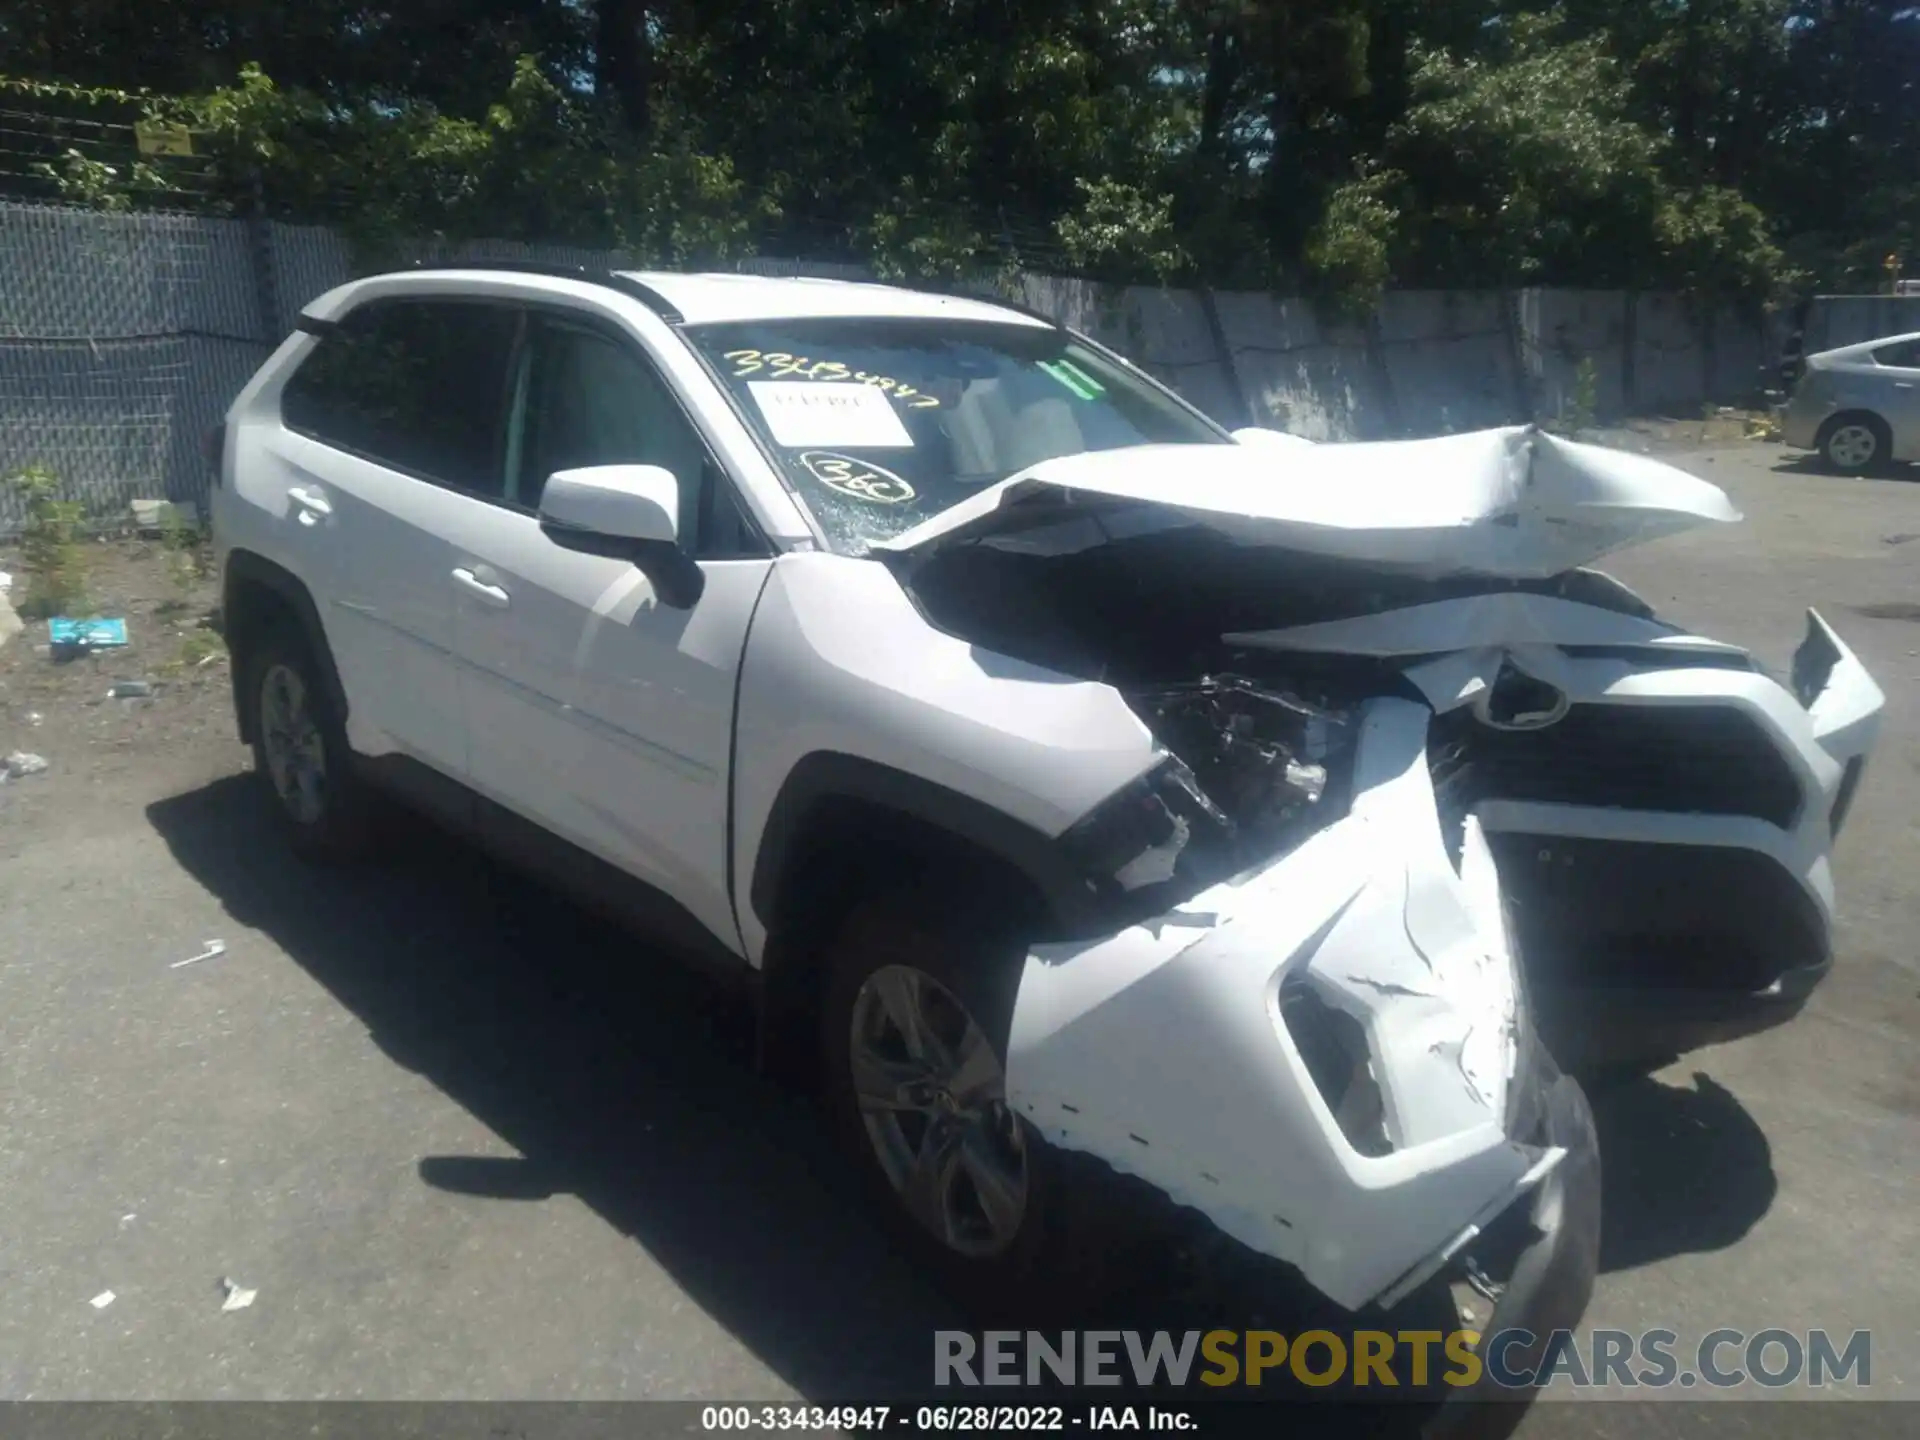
top-left (820, 893), bottom-right (1063, 1309)
top-left (1817, 412), bottom-right (1892, 476)
top-left (244, 628), bottom-right (378, 861)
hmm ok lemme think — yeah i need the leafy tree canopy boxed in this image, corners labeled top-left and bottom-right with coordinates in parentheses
top-left (0, 0), bottom-right (1913, 302)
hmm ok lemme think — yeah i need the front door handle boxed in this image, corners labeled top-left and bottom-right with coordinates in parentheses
top-left (288, 486), bottom-right (332, 525)
top-left (451, 567), bottom-right (510, 608)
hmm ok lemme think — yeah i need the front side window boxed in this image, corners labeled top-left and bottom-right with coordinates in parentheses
top-left (282, 299), bottom-right (517, 496)
top-left (684, 318), bottom-right (1229, 553)
top-left (509, 316), bottom-right (761, 557)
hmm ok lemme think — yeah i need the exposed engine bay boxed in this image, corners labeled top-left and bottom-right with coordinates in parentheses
top-left (992, 571), bottom-right (1880, 1309)
top-left (1123, 674), bottom-right (1356, 877)
top-left (890, 487), bottom-right (1881, 1073)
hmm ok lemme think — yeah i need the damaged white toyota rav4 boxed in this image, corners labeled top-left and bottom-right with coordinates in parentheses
top-left (212, 265), bottom-right (1883, 1367)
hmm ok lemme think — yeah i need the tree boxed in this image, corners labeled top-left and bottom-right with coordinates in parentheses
top-left (2, 0), bottom-right (1914, 298)
top-left (596, 0), bottom-right (652, 137)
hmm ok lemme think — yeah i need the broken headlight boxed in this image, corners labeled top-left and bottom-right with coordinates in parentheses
top-left (1131, 675), bottom-right (1357, 863)
top-left (1063, 677), bottom-right (1359, 923)
top-left (1058, 754), bottom-right (1237, 919)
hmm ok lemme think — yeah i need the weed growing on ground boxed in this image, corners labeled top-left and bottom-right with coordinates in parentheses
top-left (155, 626), bottom-right (228, 675)
top-left (6, 465), bottom-right (91, 619)
top-left (159, 500), bottom-right (209, 595)
top-left (1562, 357), bottom-right (1599, 434)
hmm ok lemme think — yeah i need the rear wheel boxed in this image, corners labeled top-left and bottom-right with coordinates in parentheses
top-left (1817, 412), bottom-right (1891, 475)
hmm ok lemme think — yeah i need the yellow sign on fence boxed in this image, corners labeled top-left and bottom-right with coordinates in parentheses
top-left (134, 121), bottom-right (193, 157)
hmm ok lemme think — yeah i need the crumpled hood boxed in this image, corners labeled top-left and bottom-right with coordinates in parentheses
top-left (875, 425), bottom-right (1742, 579)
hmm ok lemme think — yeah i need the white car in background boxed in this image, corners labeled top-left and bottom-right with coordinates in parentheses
top-left (209, 264), bottom-right (1882, 1410)
top-left (1781, 330), bottom-right (1920, 474)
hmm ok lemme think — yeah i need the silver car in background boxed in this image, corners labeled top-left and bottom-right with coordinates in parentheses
top-left (1781, 330), bottom-right (1920, 475)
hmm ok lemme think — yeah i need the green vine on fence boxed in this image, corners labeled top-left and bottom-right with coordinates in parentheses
top-left (0, 75), bottom-right (154, 106)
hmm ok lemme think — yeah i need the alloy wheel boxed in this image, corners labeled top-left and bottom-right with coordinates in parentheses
top-left (259, 662), bottom-right (328, 825)
top-left (848, 963), bottom-right (1030, 1258)
top-left (1828, 423), bottom-right (1879, 471)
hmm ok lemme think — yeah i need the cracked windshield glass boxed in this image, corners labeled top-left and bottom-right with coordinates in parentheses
top-left (686, 318), bottom-right (1229, 552)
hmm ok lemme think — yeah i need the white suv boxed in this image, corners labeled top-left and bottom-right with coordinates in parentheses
top-left (212, 264), bottom-right (1882, 1377)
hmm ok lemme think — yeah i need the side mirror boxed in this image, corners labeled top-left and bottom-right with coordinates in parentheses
top-left (538, 463), bottom-right (680, 544)
top-left (538, 463), bottom-right (704, 609)
top-left (1231, 426), bottom-right (1315, 450)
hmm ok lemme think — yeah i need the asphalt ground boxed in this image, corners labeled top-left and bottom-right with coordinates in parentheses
top-left (0, 440), bottom-right (1915, 1434)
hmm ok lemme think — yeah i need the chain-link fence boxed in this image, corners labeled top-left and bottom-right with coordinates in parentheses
top-left (1, 197), bottom-right (1780, 534)
top-left (0, 200), bottom-right (883, 531)
top-left (0, 201), bottom-right (259, 528)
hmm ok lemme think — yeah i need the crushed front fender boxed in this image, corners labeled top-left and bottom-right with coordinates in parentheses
top-left (1004, 697), bottom-right (1569, 1313)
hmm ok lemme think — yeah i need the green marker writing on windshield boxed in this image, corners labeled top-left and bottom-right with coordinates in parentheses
top-left (1039, 357), bottom-right (1106, 401)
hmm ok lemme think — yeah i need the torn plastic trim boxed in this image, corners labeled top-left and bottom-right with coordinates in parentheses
top-left (1420, 1065), bottom-right (1601, 1432)
top-left (1796, 608), bottom-right (1885, 754)
top-left (1373, 1145), bottom-right (1566, 1313)
top-left (1792, 609), bottom-right (1882, 841)
top-left (875, 425), bottom-right (1742, 580)
top-left (1004, 697), bottom-right (1544, 1313)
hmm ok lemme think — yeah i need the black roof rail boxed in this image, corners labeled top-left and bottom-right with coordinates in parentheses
top-left (402, 258), bottom-right (685, 324)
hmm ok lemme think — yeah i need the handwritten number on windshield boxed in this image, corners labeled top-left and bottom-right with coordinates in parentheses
top-left (724, 350), bottom-right (941, 408)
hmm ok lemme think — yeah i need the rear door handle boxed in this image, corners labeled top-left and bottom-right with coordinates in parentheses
top-left (451, 567), bottom-right (510, 608)
top-left (288, 486), bottom-right (332, 525)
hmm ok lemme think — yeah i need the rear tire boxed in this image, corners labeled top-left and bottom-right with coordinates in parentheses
top-left (1817, 412), bottom-right (1892, 476)
top-left (243, 625), bottom-right (379, 861)
top-left (820, 891), bottom-right (1071, 1316)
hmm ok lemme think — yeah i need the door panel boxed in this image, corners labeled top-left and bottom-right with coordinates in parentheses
top-left (447, 310), bottom-right (772, 955)
top-left (273, 297), bottom-right (519, 775)
top-left (1880, 353), bottom-right (1920, 458)
top-left (446, 495), bottom-right (770, 955)
top-left (277, 432), bottom-right (468, 775)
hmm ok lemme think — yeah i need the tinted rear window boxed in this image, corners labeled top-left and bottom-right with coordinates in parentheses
top-left (282, 299), bottom-right (518, 495)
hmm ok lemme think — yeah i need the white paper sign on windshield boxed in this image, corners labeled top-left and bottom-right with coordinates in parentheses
top-left (747, 381), bottom-right (915, 448)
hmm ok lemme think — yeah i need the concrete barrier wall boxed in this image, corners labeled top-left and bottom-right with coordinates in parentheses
top-left (1804, 296), bottom-right (1920, 353)
top-left (1634, 292), bottom-right (1704, 413)
top-left (1525, 289), bottom-right (1630, 421)
top-left (1209, 291), bottom-right (1377, 440)
top-left (1373, 290), bottom-right (1518, 437)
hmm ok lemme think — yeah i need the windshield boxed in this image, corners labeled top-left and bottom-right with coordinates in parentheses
top-left (685, 317), bottom-right (1230, 553)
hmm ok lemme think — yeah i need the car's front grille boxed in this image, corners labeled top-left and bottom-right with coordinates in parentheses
top-left (1428, 702), bottom-right (1803, 846)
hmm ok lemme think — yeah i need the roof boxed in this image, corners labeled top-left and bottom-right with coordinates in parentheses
top-left (303, 264), bottom-right (1055, 331)
top-left (1808, 330), bottom-right (1920, 361)
top-left (616, 270), bottom-right (1052, 328)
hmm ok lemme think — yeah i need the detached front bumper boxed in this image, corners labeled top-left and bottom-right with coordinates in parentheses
top-left (1003, 697), bottom-right (1580, 1316)
top-left (1425, 1049), bottom-right (1601, 1437)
